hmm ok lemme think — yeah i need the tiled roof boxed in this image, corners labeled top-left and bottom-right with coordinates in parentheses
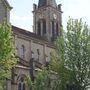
top-left (12, 25), bottom-right (48, 42)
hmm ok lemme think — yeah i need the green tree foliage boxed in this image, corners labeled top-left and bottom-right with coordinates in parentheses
top-left (29, 18), bottom-right (90, 90)
top-left (0, 22), bottom-right (16, 87)
top-left (30, 67), bottom-right (61, 90)
top-left (51, 18), bottom-right (90, 90)
top-left (32, 68), bottom-right (51, 90)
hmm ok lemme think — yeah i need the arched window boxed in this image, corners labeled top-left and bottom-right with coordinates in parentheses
top-left (18, 77), bottom-right (25, 90)
top-left (42, 20), bottom-right (46, 35)
top-left (37, 21), bottom-right (41, 35)
top-left (20, 45), bottom-right (25, 58)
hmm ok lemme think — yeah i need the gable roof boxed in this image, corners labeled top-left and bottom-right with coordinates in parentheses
top-left (12, 25), bottom-right (55, 48)
top-left (12, 25), bottom-right (48, 42)
top-left (1, 0), bottom-right (12, 9)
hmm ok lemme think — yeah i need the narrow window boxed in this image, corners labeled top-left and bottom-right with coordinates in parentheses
top-left (51, 21), bottom-right (55, 41)
top-left (18, 77), bottom-right (25, 90)
top-left (52, 21), bottom-right (55, 37)
top-left (20, 45), bottom-right (25, 58)
top-left (56, 23), bottom-right (58, 36)
top-left (18, 82), bottom-right (21, 90)
top-left (43, 20), bottom-right (46, 35)
top-left (37, 21), bottom-right (41, 35)
top-left (37, 49), bottom-right (40, 61)
top-left (23, 83), bottom-right (25, 90)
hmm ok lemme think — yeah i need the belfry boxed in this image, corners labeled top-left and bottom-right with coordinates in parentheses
top-left (33, 0), bottom-right (62, 41)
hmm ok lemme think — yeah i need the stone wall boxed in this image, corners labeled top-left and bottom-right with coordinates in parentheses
top-left (12, 32), bottom-right (54, 90)
top-left (0, 0), bottom-right (6, 23)
top-left (14, 33), bottom-right (54, 64)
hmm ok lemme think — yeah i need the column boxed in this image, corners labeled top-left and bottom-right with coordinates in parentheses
top-left (41, 20), bottom-right (43, 36)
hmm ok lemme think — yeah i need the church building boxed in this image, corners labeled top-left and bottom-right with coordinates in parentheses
top-left (0, 0), bottom-right (62, 90)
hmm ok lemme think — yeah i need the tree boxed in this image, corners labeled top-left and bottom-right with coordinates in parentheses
top-left (50, 18), bottom-right (90, 90)
top-left (29, 65), bottom-right (61, 90)
top-left (32, 67), bottom-right (51, 90)
top-left (29, 18), bottom-right (90, 90)
top-left (0, 22), bottom-right (16, 89)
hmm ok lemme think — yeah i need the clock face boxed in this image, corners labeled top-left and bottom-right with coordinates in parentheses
top-left (53, 14), bottom-right (57, 19)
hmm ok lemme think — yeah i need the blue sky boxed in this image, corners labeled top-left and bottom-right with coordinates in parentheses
top-left (7, 0), bottom-right (90, 31)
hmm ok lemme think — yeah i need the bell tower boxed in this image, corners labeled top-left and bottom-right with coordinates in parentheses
top-left (33, 0), bottom-right (62, 42)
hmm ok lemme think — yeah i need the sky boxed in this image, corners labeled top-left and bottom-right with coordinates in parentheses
top-left (7, 0), bottom-right (90, 32)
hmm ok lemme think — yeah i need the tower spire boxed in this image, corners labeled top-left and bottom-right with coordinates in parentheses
top-left (38, 0), bottom-right (57, 8)
top-left (38, 0), bottom-right (47, 8)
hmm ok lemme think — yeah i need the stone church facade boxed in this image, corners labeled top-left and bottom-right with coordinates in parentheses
top-left (0, 0), bottom-right (62, 90)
